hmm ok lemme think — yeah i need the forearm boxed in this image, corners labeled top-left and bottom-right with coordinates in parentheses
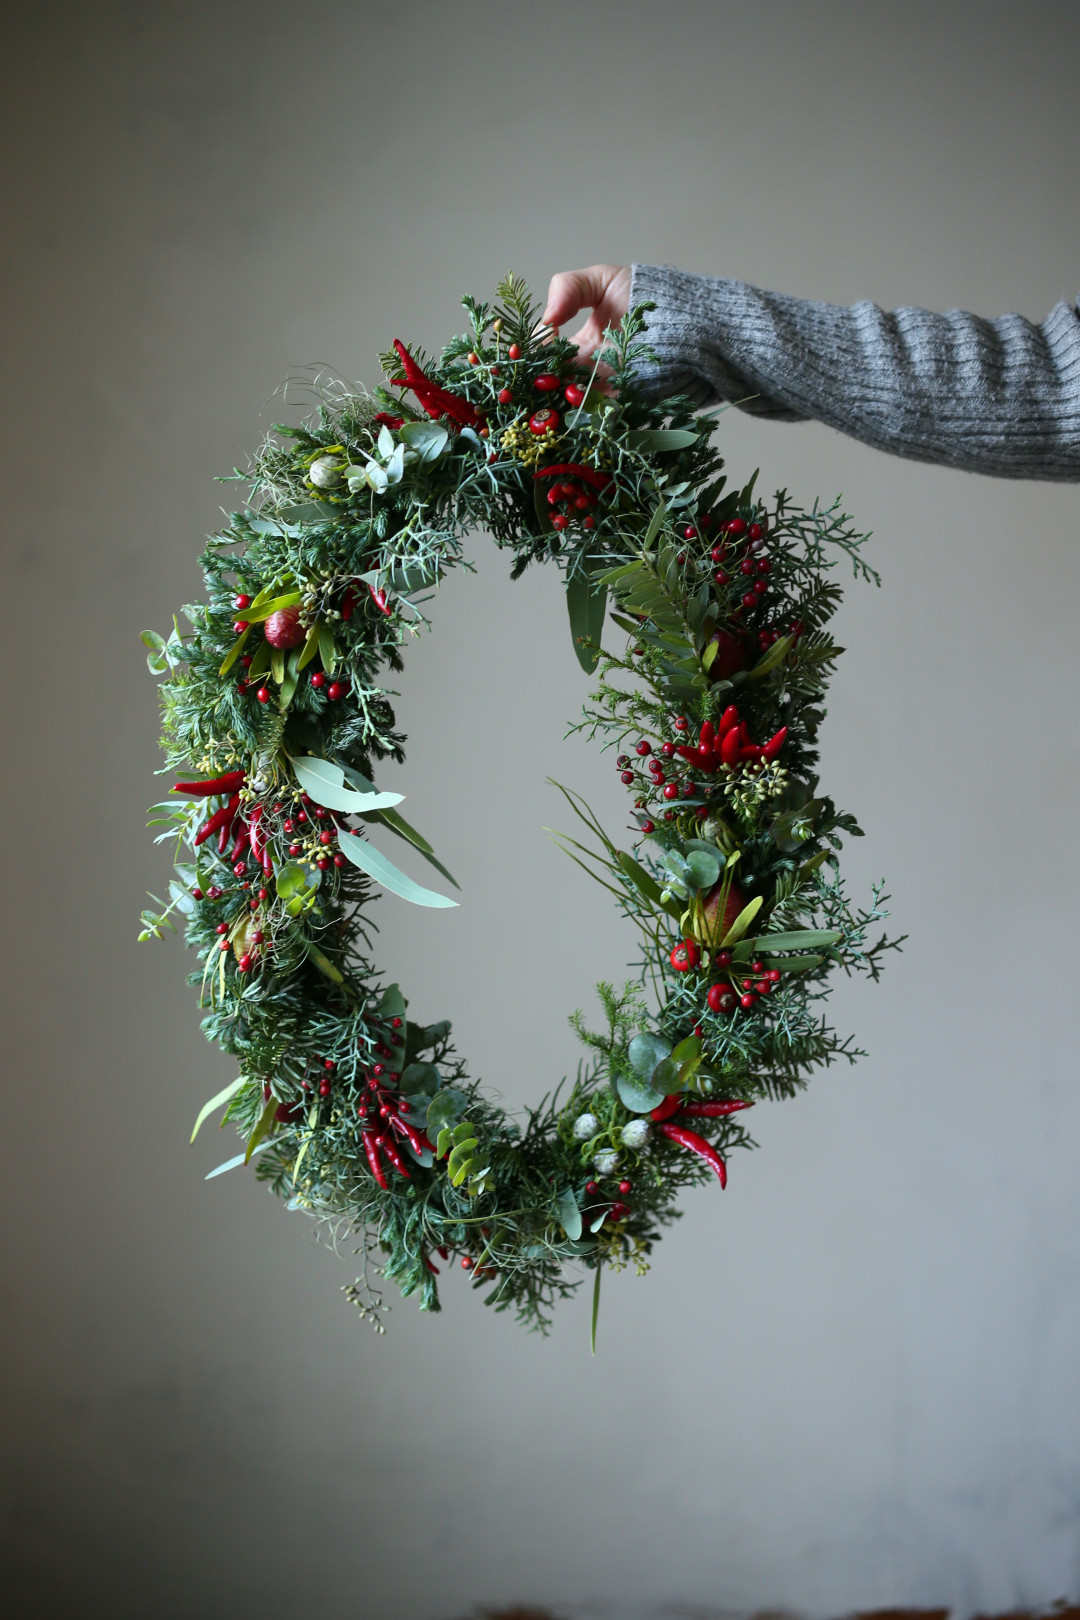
top-left (629, 263), bottom-right (1080, 482)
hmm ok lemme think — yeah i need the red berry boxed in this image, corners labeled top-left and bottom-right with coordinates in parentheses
top-left (676, 552), bottom-right (686, 565)
top-left (256, 687), bottom-right (271, 704)
top-left (372, 1064), bottom-right (385, 1077)
top-left (750, 960), bottom-right (763, 972)
top-left (740, 559), bottom-right (755, 576)
top-left (252, 930), bottom-right (264, 945)
top-left (754, 579), bottom-right (767, 595)
top-left (749, 522), bottom-right (764, 541)
top-left (318, 1079), bottom-right (331, 1097)
top-left (715, 950), bottom-right (733, 967)
top-left (661, 742), bottom-right (675, 758)
top-left (232, 620), bottom-right (248, 634)
top-left (756, 557), bottom-right (771, 575)
top-left (490, 366), bottom-right (501, 378)
top-left (319, 830), bottom-right (333, 846)
top-left (635, 740), bottom-right (652, 756)
top-left (618, 1179), bottom-right (632, 1195)
top-left (333, 853), bottom-right (346, 867)
top-left (726, 518), bottom-right (747, 538)
top-left (461, 1256), bottom-right (474, 1270)
top-left (664, 810), bottom-right (674, 821)
top-left (670, 940), bottom-right (701, 973)
top-left (620, 770), bottom-right (635, 785)
top-left (215, 922), bottom-right (227, 935)
top-left (311, 670), bottom-right (326, 689)
top-left (663, 783), bottom-right (679, 800)
top-left (640, 819), bottom-right (655, 834)
top-left (234, 593), bottom-right (251, 610)
top-left (283, 819), bottom-right (294, 833)
top-left (296, 812), bottom-right (307, 825)
top-left (264, 607), bottom-right (306, 649)
top-left (391, 1017), bottom-right (403, 1028)
top-left (467, 351), bottom-right (479, 365)
top-left (218, 938), bottom-right (229, 951)
top-left (711, 545), bottom-right (726, 563)
top-left (714, 570), bottom-right (730, 585)
top-left (327, 682), bottom-right (345, 700)
top-left (766, 968), bottom-right (782, 982)
top-left (208, 886), bottom-right (223, 899)
top-left (498, 387), bottom-right (513, 404)
top-left (238, 953), bottom-right (252, 972)
top-left (707, 984), bottom-right (735, 1013)
top-left (534, 373), bottom-right (560, 392)
top-left (674, 716), bottom-right (688, 731)
top-left (573, 494), bottom-right (590, 511)
top-left (740, 993), bottom-right (756, 1009)
top-left (693, 1023), bottom-right (703, 1036)
top-left (585, 1180), bottom-right (599, 1196)
top-left (288, 843), bottom-right (301, 856)
top-left (616, 754), bottom-right (630, 767)
top-left (564, 383), bottom-right (585, 406)
top-left (583, 515), bottom-right (595, 529)
top-left (316, 858), bottom-right (329, 870)
top-left (508, 343), bottom-right (522, 359)
top-left (192, 887), bottom-right (203, 901)
top-left (551, 512), bottom-right (569, 530)
top-left (683, 526), bottom-right (698, 540)
top-left (528, 408), bottom-right (560, 435)
top-left (258, 888), bottom-right (268, 900)
top-left (742, 592), bottom-right (758, 610)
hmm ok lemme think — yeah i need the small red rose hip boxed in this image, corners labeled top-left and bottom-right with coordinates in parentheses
top-left (585, 1180), bottom-right (599, 1196)
top-left (674, 716), bottom-right (688, 731)
top-left (640, 819), bottom-right (655, 834)
top-left (620, 770), bottom-right (635, 785)
top-left (327, 681), bottom-right (345, 700)
top-left (564, 382), bottom-right (585, 406)
top-left (498, 387), bottom-right (513, 404)
top-left (740, 992), bottom-right (756, 1009)
top-left (461, 1256), bottom-right (474, 1270)
top-left (707, 984), bottom-right (735, 1013)
top-left (529, 407), bottom-right (560, 436)
top-left (333, 853), bottom-right (346, 867)
top-left (264, 607), bottom-right (306, 649)
top-left (192, 887), bottom-right (203, 901)
top-left (256, 687), bottom-right (271, 704)
top-left (635, 740), bottom-right (652, 756)
top-left (551, 512), bottom-right (569, 530)
top-left (683, 526), bottom-right (698, 540)
top-left (310, 670), bottom-right (326, 689)
top-left (234, 593), bottom-right (251, 610)
top-left (663, 783), bottom-right (679, 800)
top-left (238, 953), bottom-right (252, 972)
top-left (670, 939), bottom-right (701, 973)
top-left (618, 1179), bottom-right (632, 1195)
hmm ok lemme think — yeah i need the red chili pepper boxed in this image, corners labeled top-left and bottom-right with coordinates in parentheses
top-left (424, 1254), bottom-right (440, 1275)
top-left (261, 842), bottom-right (274, 876)
top-left (341, 586), bottom-right (356, 621)
top-left (717, 704), bottom-right (740, 737)
top-left (377, 1132), bottom-right (411, 1179)
top-left (676, 1099), bottom-right (753, 1117)
top-left (650, 1093), bottom-right (683, 1122)
top-left (248, 806), bottom-right (263, 861)
top-left (394, 1116), bottom-right (433, 1158)
top-left (362, 1130), bottom-right (389, 1190)
top-left (194, 792), bottom-right (241, 847)
top-left (374, 411), bottom-right (404, 430)
top-left (720, 727), bottom-right (742, 767)
top-left (658, 1121), bottom-right (728, 1187)
top-left (173, 771), bottom-right (247, 797)
top-left (217, 819), bottom-right (233, 855)
top-left (532, 462), bottom-right (613, 492)
top-left (231, 824), bottom-right (249, 862)
top-left (437, 1245), bottom-right (449, 1261)
top-left (390, 340), bottom-right (480, 428)
top-left (740, 743), bottom-right (764, 763)
top-left (368, 584), bottom-right (392, 616)
top-left (762, 725), bottom-right (788, 761)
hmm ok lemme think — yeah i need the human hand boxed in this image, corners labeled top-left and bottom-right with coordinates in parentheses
top-left (542, 264), bottom-right (631, 365)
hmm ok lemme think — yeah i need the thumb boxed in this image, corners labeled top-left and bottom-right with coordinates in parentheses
top-left (543, 266), bottom-right (614, 330)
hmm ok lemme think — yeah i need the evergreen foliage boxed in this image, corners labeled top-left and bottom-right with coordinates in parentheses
top-left (142, 278), bottom-right (900, 1337)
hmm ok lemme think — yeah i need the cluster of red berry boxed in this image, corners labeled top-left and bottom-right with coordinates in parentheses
top-left (669, 939), bottom-right (783, 1014)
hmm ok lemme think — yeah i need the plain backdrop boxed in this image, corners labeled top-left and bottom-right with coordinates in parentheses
top-left (2, 3), bottom-right (1079, 1618)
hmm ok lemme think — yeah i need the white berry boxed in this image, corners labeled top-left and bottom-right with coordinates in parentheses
top-left (309, 456), bottom-right (342, 488)
top-left (572, 1112), bottom-right (600, 1140)
top-left (594, 1148), bottom-right (619, 1175)
top-left (620, 1119), bottom-right (650, 1149)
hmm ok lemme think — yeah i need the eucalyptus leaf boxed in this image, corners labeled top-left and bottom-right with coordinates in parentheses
top-left (337, 829), bottom-right (458, 908)
top-left (555, 1187), bottom-right (583, 1241)
top-left (628, 1032), bottom-right (672, 1076)
top-left (400, 1061), bottom-right (440, 1094)
top-left (290, 756), bottom-right (403, 814)
top-left (375, 982), bottom-right (407, 1020)
top-left (627, 427), bottom-right (699, 451)
top-left (426, 1088), bottom-right (467, 1135)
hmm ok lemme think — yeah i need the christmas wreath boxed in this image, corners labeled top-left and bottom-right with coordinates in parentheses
top-left (142, 276), bottom-right (899, 1339)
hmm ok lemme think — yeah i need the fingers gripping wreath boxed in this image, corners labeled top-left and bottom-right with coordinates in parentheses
top-left (143, 276), bottom-right (899, 1338)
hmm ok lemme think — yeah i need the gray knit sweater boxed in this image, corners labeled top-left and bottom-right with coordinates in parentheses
top-left (629, 263), bottom-right (1080, 481)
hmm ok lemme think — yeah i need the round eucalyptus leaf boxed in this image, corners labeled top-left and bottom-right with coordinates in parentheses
top-left (616, 1069), bottom-right (669, 1114)
top-left (684, 850), bottom-right (721, 890)
top-left (628, 1032), bottom-right (672, 1077)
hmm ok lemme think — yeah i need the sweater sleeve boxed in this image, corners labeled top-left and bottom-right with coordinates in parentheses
top-left (629, 263), bottom-right (1080, 482)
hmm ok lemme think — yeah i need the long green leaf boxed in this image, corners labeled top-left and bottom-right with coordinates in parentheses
top-left (218, 625), bottom-right (250, 677)
top-left (236, 591), bottom-right (302, 624)
top-left (566, 567), bottom-right (607, 674)
top-left (337, 831), bottom-right (458, 908)
top-left (244, 1096), bottom-right (278, 1164)
top-left (290, 755), bottom-right (403, 813)
top-left (756, 928), bottom-right (843, 951)
top-left (591, 1263), bottom-right (602, 1356)
top-left (720, 894), bottom-right (764, 947)
top-left (308, 945), bottom-right (344, 984)
top-left (191, 1076), bottom-right (245, 1143)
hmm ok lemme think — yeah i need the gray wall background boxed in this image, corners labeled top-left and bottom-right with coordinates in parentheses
top-left (3, 3), bottom-right (1079, 1617)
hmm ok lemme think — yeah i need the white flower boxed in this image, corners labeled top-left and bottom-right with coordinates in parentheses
top-left (572, 1112), bottom-right (600, 1141)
